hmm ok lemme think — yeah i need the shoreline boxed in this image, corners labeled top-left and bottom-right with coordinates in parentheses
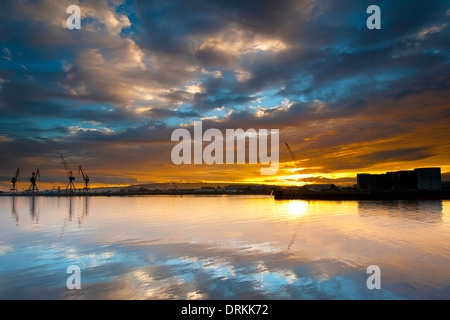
top-left (272, 190), bottom-right (450, 200)
top-left (0, 191), bottom-right (272, 197)
top-left (1, 189), bottom-right (450, 200)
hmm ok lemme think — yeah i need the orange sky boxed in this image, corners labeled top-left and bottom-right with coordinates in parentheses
top-left (1, 0), bottom-right (449, 191)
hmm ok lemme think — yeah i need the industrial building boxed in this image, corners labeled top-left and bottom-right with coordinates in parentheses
top-left (415, 168), bottom-right (442, 190)
top-left (357, 168), bottom-right (441, 191)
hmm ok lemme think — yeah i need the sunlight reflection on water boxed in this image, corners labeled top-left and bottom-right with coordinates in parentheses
top-left (0, 195), bottom-right (449, 299)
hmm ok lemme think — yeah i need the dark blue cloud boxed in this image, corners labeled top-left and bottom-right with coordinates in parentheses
top-left (0, 0), bottom-right (449, 185)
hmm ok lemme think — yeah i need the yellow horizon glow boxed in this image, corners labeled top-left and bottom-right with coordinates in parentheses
top-left (3, 162), bottom-right (449, 192)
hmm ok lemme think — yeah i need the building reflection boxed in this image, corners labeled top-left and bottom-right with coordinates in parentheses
top-left (29, 196), bottom-right (39, 223)
top-left (59, 196), bottom-right (91, 239)
top-left (8, 196), bottom-right (92, 229)
top-left (78, 197), bottom-right (90, 226)
top-left (358, 200), bottom-right (443, 223)
top-left (62, 197), bottom-right (91, 225)
top-left (11, 197), bottom-right (19, 225)
top-left (68, 197), bottom-right (73, 221)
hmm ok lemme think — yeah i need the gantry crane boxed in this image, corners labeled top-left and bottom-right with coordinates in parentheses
top-left (11, 168), bottom-right (20, 193)
top-left (78, 165), bottom-right (90, 191)
top-left (58, 152), bottom-right (76, 193)
top-left (284, 143), bottom-right (301, 169)
top-left (28, 169), bottom-right (40, 193)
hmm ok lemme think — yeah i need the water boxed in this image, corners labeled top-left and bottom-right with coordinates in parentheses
top-left (0, 195), bottom-right (449, 300)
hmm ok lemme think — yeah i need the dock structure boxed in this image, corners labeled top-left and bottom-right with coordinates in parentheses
top-left (4, 158), bottom-right (92, 195)
top-left (272, 189), bottom-right (450, 200)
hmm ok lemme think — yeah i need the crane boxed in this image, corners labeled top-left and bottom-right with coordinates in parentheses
top-left (58, 152), bottom-right (76, 193)
top-left (28, 169), bottom-right (40, 193)
top-left (11, 168), bottom-right (20, 193)
top-left (78, 165), bottom-right (90, 191)
top-left (284, 143), bottom-right (301, 169)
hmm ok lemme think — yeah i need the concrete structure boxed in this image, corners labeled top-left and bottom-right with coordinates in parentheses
top-left (390, 170), bottom-right (418, 190)
top-left (415, 168), bottom-right (441, 190)
top-left (357, 173), bottom-right (392, 191)
top-left (357, 168), bottom-right (442, 191)
top-left (357, 174), bottom-right (372, 190)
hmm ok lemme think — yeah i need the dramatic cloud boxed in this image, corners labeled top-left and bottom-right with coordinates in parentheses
top-left (0, 0), bottom-right (449, 189)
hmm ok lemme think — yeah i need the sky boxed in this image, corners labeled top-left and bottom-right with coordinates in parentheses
top-left (0, 0), bottom-right (449, 190)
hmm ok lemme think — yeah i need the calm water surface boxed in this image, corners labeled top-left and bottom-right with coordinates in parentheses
top-left (0, 195), bottom-right (449, 299)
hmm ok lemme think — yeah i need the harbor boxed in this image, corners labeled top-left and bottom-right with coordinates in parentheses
top-left (272, 189), bottom-right (450, 200)
top-left (3, 165), bottom-right (449, 200)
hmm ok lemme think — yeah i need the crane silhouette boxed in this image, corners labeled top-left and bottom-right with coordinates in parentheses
top-left (28, 169), bottom-right (40, 193)
top-left (78, 165), bottom-right (90, 191)
top-left (284, 143), bottom-right (301, 169)
top-left (58, 152), bottom-right (76, 193)
top-left (11, 168), bottom-right (20, 193)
